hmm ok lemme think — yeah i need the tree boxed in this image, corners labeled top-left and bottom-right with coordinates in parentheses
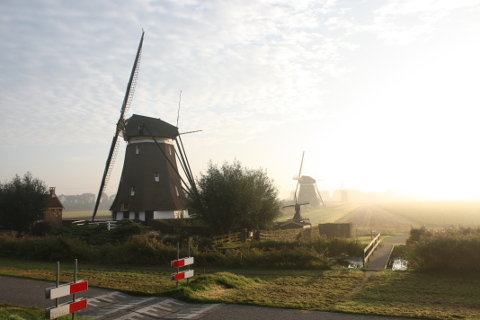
top-left (187, 160), bottom-right (282, 234)
top-left (0, 172), bottom-right (48, 233)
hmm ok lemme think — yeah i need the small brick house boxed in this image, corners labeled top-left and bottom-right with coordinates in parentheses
top-left (44, 187), bottom-right (64, 228)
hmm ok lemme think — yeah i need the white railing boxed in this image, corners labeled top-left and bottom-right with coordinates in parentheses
top-left (71, 220), bottom-right (117, 230)
top-left (363, 233), bottom-right (381, 266)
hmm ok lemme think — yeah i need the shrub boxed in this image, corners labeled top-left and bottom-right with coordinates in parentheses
top-left (251, 236), bottom-right (363, 258)
top-left (407, 226), bottom-right (480, 273)
top-left (0, 233), bottom-right (95, 262)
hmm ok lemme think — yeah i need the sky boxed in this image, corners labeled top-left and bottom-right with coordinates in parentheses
top-left (1, 0), bottom-right (480, 202)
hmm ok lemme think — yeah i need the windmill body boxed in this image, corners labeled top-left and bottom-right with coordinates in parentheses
top-left (297, 175), bottom-right (325, 207)
top-left (110, 114), bottom-right (189, 221)
top-left (92, 31), bottom-right (196, 222)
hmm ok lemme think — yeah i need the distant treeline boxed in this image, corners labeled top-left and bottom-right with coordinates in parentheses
top-left (58, 193), bottom-right (114, 212)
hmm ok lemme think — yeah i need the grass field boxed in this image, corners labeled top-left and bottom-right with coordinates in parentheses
top-left (375, 201), bottom-right (480, 228)
top-left (62, 210), bottom-right (111, 220)
top-left (2, 258), bottom-right (480, 319)
top-left (279, 203), bottom-right (362, 226)
top-left (66, 204), bottom-right (362, 226)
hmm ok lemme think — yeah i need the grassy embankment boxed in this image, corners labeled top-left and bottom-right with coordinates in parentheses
top-left (3, 201), bottom-right (480, 319)
top-left (1, 258), bottom-right (480, 320)
top-left (0, 303), bottom-right (92, 320)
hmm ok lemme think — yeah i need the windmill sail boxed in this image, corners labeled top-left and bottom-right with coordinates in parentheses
top-left (92, 31), bottom-right (145, 221)
top-left (293, 151), bottom-right (305, 204)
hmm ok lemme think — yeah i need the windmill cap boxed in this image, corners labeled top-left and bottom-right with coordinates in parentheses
top-left (299, 175), bottom-right (316, 184)
top-left (125, 114), bottom-right (179, 140)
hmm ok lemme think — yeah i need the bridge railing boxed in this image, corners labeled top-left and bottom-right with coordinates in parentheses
top-left (363, 233), bottom-right (381, 266)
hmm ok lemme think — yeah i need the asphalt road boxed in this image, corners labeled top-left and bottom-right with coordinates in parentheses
top-left (0, 275), bottom-right (420, 320)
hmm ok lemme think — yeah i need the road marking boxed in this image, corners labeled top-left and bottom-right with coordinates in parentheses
top-left (78, 292), bottom-right (221, 320)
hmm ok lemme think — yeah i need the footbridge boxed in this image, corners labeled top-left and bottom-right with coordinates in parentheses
top-left (363, 235), bottom-right (408, 271)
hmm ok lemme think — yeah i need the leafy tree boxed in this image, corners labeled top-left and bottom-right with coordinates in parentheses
top-left (0, 172), bottom-right (48, 233)
top-left (187, 160), bottom-right (281, 234)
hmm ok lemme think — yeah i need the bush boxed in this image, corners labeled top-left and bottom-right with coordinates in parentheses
top-left (251, 236), bottom-right (363, 258)
top-left (113, 234), bottom-right (176, 265)
top-left (52, 219), bottom-right (150, 245)
top-left (0, 227), bottom-right (358, 270)
top-left (407, 226), bottom-right (480, 273)
top-left (0, 234), bottom-right (96, 262)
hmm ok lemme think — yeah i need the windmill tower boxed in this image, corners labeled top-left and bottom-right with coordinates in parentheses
top-left (110, 115), bottom-right (189, 221)
top-left (339, 181), bottom-right (349, 204)
top-left (297, 175), bottom-right (325, 207)
top-left (293, 152), bottom-right (325, 208)
top-left (283, 152), bottom-right (310, 224)
top-left (92, 31), bottom-right (196, 221)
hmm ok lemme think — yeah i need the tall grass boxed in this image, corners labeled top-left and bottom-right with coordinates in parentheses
top-left (251, 237), bottom-right (363, 257)
top-left (0, 217), bottom-right (366, 270)
top-left (0, 231), bottom-right (364, 269)
top-left (0, 303), bottom-right (92, 320)
top-left (407, 226), bottom-right (480, 273)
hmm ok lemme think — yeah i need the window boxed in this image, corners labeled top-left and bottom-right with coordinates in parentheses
top-left (154, 172), bottom-right (160, 182)
top-left (123, 203), bottom-right (129, 210)
top-left (131, 186), bottom-right (136, 196)
top-left (175, 185), bottom-right (179, 197)
top-left (136, 145), bottom-right (139, 155)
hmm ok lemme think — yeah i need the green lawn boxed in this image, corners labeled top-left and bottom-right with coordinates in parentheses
top-left (62, 210), bottom-right (111, 220)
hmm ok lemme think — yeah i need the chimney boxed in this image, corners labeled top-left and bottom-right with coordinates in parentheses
top-left (50, 187), bottom-right (56, 197)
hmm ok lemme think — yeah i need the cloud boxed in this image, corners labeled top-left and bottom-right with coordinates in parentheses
top-left (1, 0), bottom-right (355, 150)
top-left (2, 0), bottom-right (478, 199)
top-left (367, 0), bottom-right (480, 45)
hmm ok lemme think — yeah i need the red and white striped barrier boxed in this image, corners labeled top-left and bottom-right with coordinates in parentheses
top-left (171, 269), bottom-right (194, 281)
top-left (171, 257), bottom-right (194, 268)
top-left (46, 280), bottom-right (88, 299)
top-left (172, 241), bottom-right (195, 284)
top-left (46, 299), bottom-right (87, 319)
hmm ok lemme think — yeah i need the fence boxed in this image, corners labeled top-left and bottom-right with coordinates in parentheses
top-left (71, 220), bottom-right (118, 230)
top-left (212, 232), bottom-right (243, 245)
top-left (259, 229), bottom-right (302, 241)
top-left (363, 233), bottom-right (381, 266)
top-left (212, 224), bottom-right (350, 245)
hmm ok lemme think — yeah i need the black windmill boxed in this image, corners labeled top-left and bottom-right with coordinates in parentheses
top-left (283, 152), bottom-right (311, 224)
top-left (294, 152), bottom-right (325, 208)
top-left (92, 31), bottom-right (197, 222)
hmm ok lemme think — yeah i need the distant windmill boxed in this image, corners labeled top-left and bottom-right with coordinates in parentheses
top-left (292, 152), bottom-right (325, 208)
top-left (283, 152), bottom-right (310, 223)
top-left (92, 31), bottom-right (197, 221)
top-left (339, 181), bottom-right (349, 204)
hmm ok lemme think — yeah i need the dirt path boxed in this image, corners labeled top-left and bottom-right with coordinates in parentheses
top-left (333, 204), bottom-right (417, 234)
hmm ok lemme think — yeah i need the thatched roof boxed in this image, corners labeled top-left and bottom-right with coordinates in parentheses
top-left (125, 114), bottom-right (179, 140)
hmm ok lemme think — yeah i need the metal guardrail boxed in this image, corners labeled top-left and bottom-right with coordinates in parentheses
top-left (363, 233), bottom-right (381, 267)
